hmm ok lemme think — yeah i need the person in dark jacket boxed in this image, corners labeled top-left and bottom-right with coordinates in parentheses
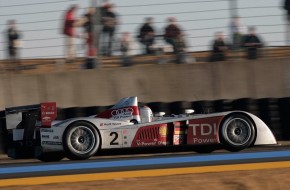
top-left (83, 7), bottom-right (97, 57)
top-left (210, 32), bottom-right (228, 62)
top-left (242, 26), bottom-right (263, 60)
top-left (164, 17), bottom-right (182, 53)
top-left (101, 3), bottom-right (118, 56)
top-left (284, 0), bottom-right (290, 20)
top-left (6, 20), bottom-right (22, 70)
top-left (138, 17), bottom-right (155, 54)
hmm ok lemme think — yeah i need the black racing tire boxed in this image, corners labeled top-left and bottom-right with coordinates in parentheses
top-left (37, 152), bottom-right (65, 162)
top-left (220, 114), bottom-right (256, 152)
top-left (193, 146), bottom-right (215, 154)
top-left (63, 121), bottom-right (100, 160)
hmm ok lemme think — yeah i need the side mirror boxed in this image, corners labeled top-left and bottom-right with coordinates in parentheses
top-left (155, 112), bottom-right (166, 117)
top-left (185, 109), bottom-right (195, 114)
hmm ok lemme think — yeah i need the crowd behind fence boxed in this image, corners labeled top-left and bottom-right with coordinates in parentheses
top-left (0, 0), bottom-right (289, 68)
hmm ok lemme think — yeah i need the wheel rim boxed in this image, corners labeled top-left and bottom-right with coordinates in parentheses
top-left (223, 118), bottom-right (252, 146)
top-left (69, 126), bottom-right (96, 154)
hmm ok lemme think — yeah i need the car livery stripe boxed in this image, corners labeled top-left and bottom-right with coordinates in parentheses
top-left (1, 161), bottom-right (290, 187)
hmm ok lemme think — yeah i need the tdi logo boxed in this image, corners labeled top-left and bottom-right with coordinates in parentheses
top-left (190, 123), bottom-right (218, 136)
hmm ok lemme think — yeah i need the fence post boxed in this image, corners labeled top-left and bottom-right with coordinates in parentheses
top-left (229, 0), bottom-right (238, 18)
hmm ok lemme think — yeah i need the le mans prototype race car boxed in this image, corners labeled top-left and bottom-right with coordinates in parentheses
top-left (4, 96), bottom-right (277, 162)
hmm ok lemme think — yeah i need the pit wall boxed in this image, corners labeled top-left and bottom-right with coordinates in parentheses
top-left (0, 59), bottom-right (289, 109)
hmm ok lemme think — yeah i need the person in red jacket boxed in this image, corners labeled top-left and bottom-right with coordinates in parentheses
top-left (63, 5), bottom-right (78, 61)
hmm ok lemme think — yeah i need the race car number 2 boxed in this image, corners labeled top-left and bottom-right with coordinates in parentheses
top-left (105, 131), bottom-right (122, 147)
top-left (110, 132), bottom-right (119, 145)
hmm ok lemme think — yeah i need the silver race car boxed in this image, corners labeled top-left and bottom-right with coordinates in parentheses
top-left (4, 96), bottom-right (277, 161)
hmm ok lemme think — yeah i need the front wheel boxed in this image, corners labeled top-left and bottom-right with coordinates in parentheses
top-left (63, 121), bottom-right (101, 160)
top-left (220, 114), bottom-right (256, 152)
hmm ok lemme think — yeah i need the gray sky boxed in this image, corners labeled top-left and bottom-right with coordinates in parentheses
top-left (0, 0), bottom-right (286, 59)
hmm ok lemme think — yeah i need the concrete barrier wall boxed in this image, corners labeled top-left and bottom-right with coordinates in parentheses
top-left (0, 58), bottom-right (289, 109)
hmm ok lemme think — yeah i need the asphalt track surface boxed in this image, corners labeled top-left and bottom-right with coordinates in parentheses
top-left (0, 142), bottom-right (290, 181)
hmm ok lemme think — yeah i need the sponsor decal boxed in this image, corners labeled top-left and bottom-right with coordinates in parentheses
top-left (42, 116), bottom-right (51, 121)
top-left (102, 122), bottom-right (122, 126)
top-left (53, 136), bottom-right (59, 140)
top-left (41, 102), bottom-right (57, 127)
top-left (41, 135), bottom-right (49, 139)
top-left (187, 116), bottom-right (223, 145)
top-left (41, 128), bottom-right (54, 133)
top-left (193, 138), bottom-right (218, 144)
top-left (42, 141), bottom-right (62, 145)
top-left (190, 123), bottom-right (218, 136)
top-left (111, 107), bottom-right (133, 116)
top-left (112, 115), bottom-right (132, 120)
top-left (159, 126), bottom-right (168, 137)
top-left (136, 139), bottom-right (166, 146)
top-left (174, 135), bottom-right (185, 145)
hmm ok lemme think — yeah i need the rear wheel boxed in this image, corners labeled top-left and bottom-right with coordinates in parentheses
top-left (63, 121), bottom-right (100, 160)
top-left (220, 114), bottom-right (256, 152)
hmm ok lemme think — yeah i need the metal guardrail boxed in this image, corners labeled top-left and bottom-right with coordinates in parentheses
top-left (0, 46), bottom-right (289, 75)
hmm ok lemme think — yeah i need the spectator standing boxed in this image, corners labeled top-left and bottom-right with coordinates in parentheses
top-left (120, 32), bottom-right (133, 66)
top-left (101, 3), bottom-right (118, 56)
top-left (210, 32), bottom-right (228, 62)
top-left (242, 27), bottom-right (263, 60)
top-left (164, 17), bottom-right (182, 53)
top-left (83, 7), bottom-right (97, 57)
top-left (229, 16), bottom-right (245, 50)
top-left (63, 5), bottom-right (78, 62)
top-left (175, 33), bottom-right (188, 64)
top-left (82, 7), bottom-right (98, 69)
top-left (6, 20), bottom-right (22, 70)
top-left (284, 0), bottom-right (290, 45)
top-left (138, 17), bottom-right (155, 55)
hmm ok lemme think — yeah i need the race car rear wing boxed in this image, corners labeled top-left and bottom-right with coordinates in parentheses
top-left (5, 102), bottom-right (57, 131)
top-left (4, 102), bottom-right (57, 158)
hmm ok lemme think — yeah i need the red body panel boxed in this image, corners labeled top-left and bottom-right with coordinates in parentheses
top-left (187, 116), bottom-right (224, 145)
top-left (131, 124), bottom-right (173, 147)
top-left (41, 102), bottom-right (57, 127)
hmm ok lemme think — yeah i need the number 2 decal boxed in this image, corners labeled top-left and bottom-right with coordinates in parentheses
top-left (110, 132), bottom-right (119, 145)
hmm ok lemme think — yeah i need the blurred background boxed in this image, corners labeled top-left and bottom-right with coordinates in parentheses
top-left (0, 0), bottom-right (288, 59)
top-left (0, 0), bottom-right (290, 142)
